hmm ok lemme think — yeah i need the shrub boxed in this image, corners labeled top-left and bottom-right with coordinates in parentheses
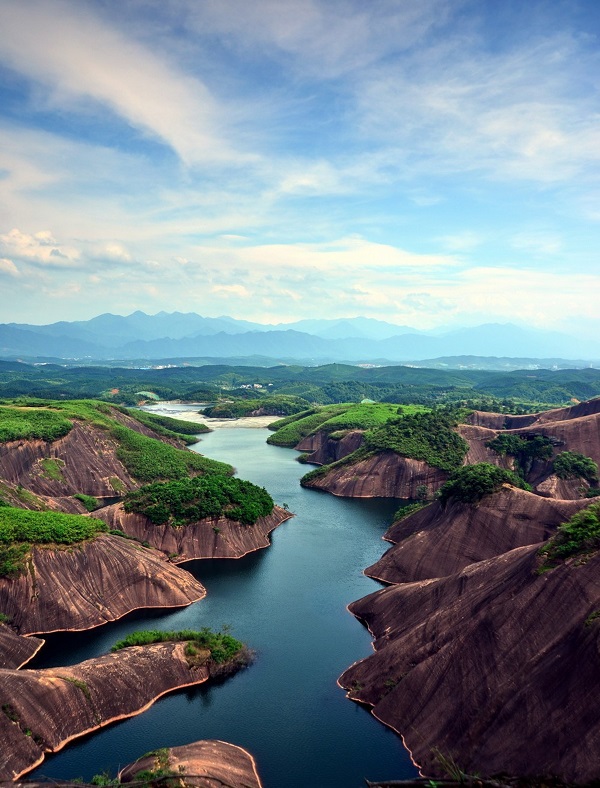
top-left (553, 451), bottom-right (598, 483)
top-left (123, 475), bottom-right (273, 526)
top-left (364, 410), bottom-right (468, 472)
top-left (111, 627), bottom-right (243, 664)
top-left (439, 463), bottom-right (531, 505)
top-left (74, 493), bottom-right (99, 511)
top-left (539, 502), bottom-right (600, 565)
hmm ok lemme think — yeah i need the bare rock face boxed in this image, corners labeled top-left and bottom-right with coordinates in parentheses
top-left (93, 505), bottom-right (293, 562)
top-left (0, 534), bottom-right (205, 635)
top-left (370, 487), bottom-right (588, 584)
top-left (0, 422), bottom-right (137, 499)
top-left (0, 642), bottom-right (214, 780)
top-left (340, 546), bottom-right (600, 783)
top-left (302, 450), bottom-right (448, 498)
top-left (457, 424), bottom-right (512, 467)
top-left (119, 740), bottom-right (264, 787)
top-left (0, 624), bottom-right (44, 669)
top-left (296, 429), bottom-right (365, 465)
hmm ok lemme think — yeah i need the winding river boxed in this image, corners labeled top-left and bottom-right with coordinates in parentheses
top-left (30, 415), bottom-right (418, 787)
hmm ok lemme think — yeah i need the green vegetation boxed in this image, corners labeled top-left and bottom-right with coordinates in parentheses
top-left (74, 493), bottom-right (99, 511)
top-left (58, 675), bottom-right (91, 700)
top-left (364, 410), bottom-right (469, 472)
top-left (439, 463), bottom-right (531, 505)
top-left (267, 402), bottom-right (423, 449)
top-left (393, 501), bottom-right (430, 521)
top-left (110, 627), bottom-right (243, 663)
top-left (553, 451), bottom-right (598, 483)
top-left (0, 406), bottom-right (73, 443)
top-left (123, 475), bottom-right (273, 526)
top-left (111, 424), bottom-right (231, 482)
top-left (40, 458), bottom-right (65, 481)
top-left (0, 506), bottom-right (108, 577)
top-left (127, 409), bottom-right (209, 442)
top-left (204, 394), bottom-right (309, 419)
top-left (2, 362), bottom-right (600, 410)
top-left (0, 399), bottom-right (230, 482)
top-left (267, 405), bottom-right (349, 447)
top-left (486, 432), bottom-right (554, 477)
top-left (539, 502), bottom-right (600, 566)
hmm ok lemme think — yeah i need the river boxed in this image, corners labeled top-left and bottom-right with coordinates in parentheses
top-left (29, 418), bottom-right (418, 787)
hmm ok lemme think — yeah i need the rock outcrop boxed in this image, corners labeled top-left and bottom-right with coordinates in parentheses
top-left (302, 451), bottom-right (448, 498)
top-left (0, 422), bottom-right (137, 500)
top-left (369, 486), bottom-right (588, 584)
top-left (0, 534), bottom-right (205, 635)
top-left (92, 505), bottom-right (293, 562)
top-left (296, 429), bottom-right (364, 465)
top-left (340, 546), bottom-right (600, 783)
top-left (0, 642), bottom-right (224, 780)
top-left (119, 739), bottom-right (264, 787)
top-left (0, 625), bottom-right (44, 669)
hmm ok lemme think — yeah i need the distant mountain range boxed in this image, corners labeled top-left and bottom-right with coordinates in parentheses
top-left (1, 312), bottom-right (599, 364)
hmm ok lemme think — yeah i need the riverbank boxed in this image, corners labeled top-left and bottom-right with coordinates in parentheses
top-left (141, 402), bottom-right (278, 430)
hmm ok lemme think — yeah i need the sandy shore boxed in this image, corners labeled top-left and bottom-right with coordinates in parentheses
top-left (143, 403), bottom-right (278, 430)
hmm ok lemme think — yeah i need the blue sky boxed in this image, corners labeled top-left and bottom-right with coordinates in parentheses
top-left (0, 0), bottom-right (599, 332)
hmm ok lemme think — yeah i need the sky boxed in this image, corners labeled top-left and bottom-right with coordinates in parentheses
top-left (0, 0), bottom-right (599, 333)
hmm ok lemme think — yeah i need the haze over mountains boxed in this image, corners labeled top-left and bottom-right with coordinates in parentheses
top-left (1, 312), bottom-right (599, 365)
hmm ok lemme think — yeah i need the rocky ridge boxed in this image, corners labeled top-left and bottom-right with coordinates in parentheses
top-left (0, 641), bottom-right (243, 780)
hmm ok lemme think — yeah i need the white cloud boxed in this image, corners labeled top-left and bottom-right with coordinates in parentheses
top-left (0, 0), bottom-right (250, 166)
top-left (0, 228), bottom-right (80, 268)
top-left (0, 258), bottom-right (20, 277)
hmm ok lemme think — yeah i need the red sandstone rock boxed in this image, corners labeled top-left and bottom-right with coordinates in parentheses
top-left (340, 545), bottom-right (600, 783)
top-left (0, 624), bottom-right (44, 669)
top-left (303, 450), bottom-right (448, 498)
top-left (0, 642), bottom-right (218, 780)
top-left (92, 505), bottom-right (293, 562)
top-left (0, 534), bottom-right (205, 635)
top-left (369, 486), bottom-right (588, 583)
top-left (119, 739), bottom-right (264, 787)
top-left (296, 429), bottom-right (365, 465)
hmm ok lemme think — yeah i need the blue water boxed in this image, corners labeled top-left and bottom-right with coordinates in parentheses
top-left (29, 427), bottom-right (417, 787)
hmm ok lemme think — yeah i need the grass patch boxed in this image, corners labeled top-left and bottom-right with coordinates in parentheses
top-left (266, 404), bottom-right (349, 447)
top-left (123, 475), bottom-right (273, 526)
top-left (40, 458), bottom-right (65, 481)
top-left (0, 506), bottom-right (108, 577)
top-left (74, 493), bottom-right (99, 511)
top-left (0, 406), bottom-right (73, 443)
top-left (393, 501), bottom-right (430, 521)
top-left (111, 627), bottom-right (243, 664)
top-left (112, 424), bottom-right (231, 482)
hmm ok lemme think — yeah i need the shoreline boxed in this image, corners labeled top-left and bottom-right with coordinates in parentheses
top-left (142, 402), bottom-right (279, 430)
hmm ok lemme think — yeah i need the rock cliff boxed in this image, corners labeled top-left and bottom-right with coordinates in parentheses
top-left (0, 422), bottom-right (137, 500)
top-left (0, 641), bottom-right (225, 780)
top-left (119, 739), bottom-right (264, 787)
top-left (340, 545), bottom-right (600, 782)
top-left (296, 429), bottom-right (365, 465)
top-left (0, 624), bottom-right (44, 669)
top-left (0, 534), bottom-right (205, 635)
top-left (369, 486), bottom-right (588, 583)
top-left (93, 505), bottom-right (293, 562)
top-left (302, 450), bottom-right (448, 498)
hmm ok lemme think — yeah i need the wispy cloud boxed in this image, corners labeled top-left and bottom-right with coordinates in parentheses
top-left (0, 0), bottom-right (251, 166)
